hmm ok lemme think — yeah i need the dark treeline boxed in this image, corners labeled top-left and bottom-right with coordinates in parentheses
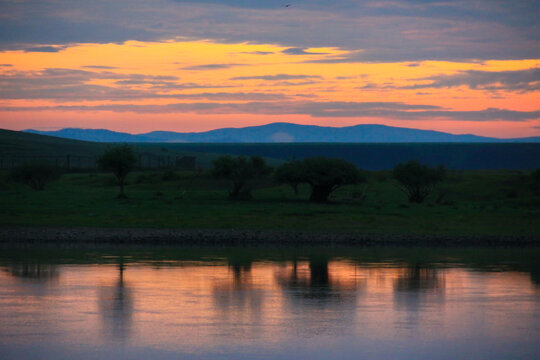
top-left (158, 143), bottom-right (540, 170)
top-left (0, 153), bottom-right (196, 171)
top-left (8, 145), bottom-right (540, 203)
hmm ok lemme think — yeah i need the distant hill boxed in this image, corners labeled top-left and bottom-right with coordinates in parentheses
top-left (24, 122), bottom-right (540, 143)
top-left (0, 128), bottom-right (108, 157)
top-left (0, 129), bottom-right (277, 169)
top-left (2, 128), bottom-right (540, 169)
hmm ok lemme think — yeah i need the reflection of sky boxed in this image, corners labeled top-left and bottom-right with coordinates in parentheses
top-left (0, 260), bottom-right (539, 359)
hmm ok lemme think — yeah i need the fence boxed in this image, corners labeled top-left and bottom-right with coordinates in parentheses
top-left (0, 154), bottom-right (197, 171)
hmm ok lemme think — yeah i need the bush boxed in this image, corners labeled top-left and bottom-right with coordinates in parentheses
top-left (212, 155), bottom-right (272, 199)
top-left (275, 157), bottom-right (364, 202)
top-left (393, 161), bottom-right (445, 203)
top-left (531, 168), bottom-right (540, 194)
top-left (11, 163), bottom-right (60, 190)
top-left (97, 145), bottom-right (137, 198)
top-left (161, 170), bottom-right (179, 181)
top-left (274, 160), bottom-right (304, 195)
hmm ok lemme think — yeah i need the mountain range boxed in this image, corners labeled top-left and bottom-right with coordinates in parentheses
top-left (24, 122), bottom-right (540, 143)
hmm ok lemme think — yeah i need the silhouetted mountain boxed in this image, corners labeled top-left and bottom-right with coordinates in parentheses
top-left (24, 123), bottom-right (540, 143)
top-left (24, 128), bottom-right (160, 142)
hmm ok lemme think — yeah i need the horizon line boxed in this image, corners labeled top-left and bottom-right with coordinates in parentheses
top-left (11, 121), bottom-right (517, 139)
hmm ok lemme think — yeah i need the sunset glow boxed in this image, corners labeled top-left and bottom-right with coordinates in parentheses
top-left (0, 1), bottom-right (539, 137)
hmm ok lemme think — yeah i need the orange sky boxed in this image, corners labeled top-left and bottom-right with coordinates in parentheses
top-left (1, 40), bottom-right (539, 137)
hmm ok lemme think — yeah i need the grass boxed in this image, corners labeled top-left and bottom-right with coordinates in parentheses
top-left (1, 169), bottom-right (539, 236)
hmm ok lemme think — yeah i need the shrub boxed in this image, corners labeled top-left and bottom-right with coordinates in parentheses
top-left (531, 168), bottom-right (540, 194)
top-left (11, 163), bottom-right (60, 190)
top-left (161, 170), bottom-right (178, 181)
top-left (212, 155), bottom-right (272, 199)
top-left (393, 161), bottom-right (445, 203)
top-left (275, 157), bottom-right (364, 202)
top-left (274, 160), bottom-right (304, 195)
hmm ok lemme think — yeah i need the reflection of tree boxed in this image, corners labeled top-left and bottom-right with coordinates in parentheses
top-left (276, 257), bottom-right (354, 303)
top-left (393, 264), bottom-right (446, 328)
top-left (275, 257), bottom-right (361, 336)
top-left (98, 259), bottom-right (133, 341)
top-left (6, 263), bottom-right (59, 281)
top-left (212, 258), bottom-right (264, 329)
top-left (528, 268), bottom-right (540, 287)
top-left (394, 265), bottom-right (445, 293)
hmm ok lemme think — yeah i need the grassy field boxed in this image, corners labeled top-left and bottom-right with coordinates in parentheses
top-left (1, 168), bottom-right (539, 236)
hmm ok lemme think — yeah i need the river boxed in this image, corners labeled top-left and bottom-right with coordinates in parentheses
top-left (0, 246), bottom-right (538, 359)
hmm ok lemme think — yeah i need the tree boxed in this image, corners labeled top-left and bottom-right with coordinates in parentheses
top-left (275, 157), bottom-right (364, 202)
top-left (531, 168), bottom-right (540, 195)
top-left (274, 160), bottom-right (303, 195)
top-left (212, 155), bottom-right (272, 199)
top-left (97, 145), bottom-right (137, 198)
top-left (11, 163), bottom-right (60, 190)
top-left (393, 161), bottom-right (445, 203)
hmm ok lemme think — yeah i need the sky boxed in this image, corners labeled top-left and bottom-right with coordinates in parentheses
top-left (0, 0), bottom-right (539, 138)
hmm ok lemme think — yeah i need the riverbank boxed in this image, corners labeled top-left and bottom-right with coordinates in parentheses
top-left (1, 227), bottom-right (539, 246)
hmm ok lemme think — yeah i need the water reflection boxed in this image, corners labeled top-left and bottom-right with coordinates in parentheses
top-left (212, 257), bottom-right (264, 330)
top-left (98, 259), bottom-right (133, 341)
top-left (392, 264), bottom-right (446, 329)
top-left (0, 248), bottom-right (538, 360)
top-left (5, 263), bottom-right (59, 281)
top-left (276, 257), bottom-right (361, 304)
top-left (394, 265), bottom-right (445, 293)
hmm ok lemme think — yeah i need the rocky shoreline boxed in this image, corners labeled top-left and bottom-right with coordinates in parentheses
top-left (0, 227), bottom-right (539, 247)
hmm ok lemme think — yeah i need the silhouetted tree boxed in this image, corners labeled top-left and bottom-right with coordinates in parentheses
top-left (10, 163), bottom-right (60, 190)
top-left (393, 161), bottom-right (445, 203)
top-left (531, 168), bottom-right (540, 195)
top-left (274, 160), bottom-right (303, 195)
top-left (97, 145), bottom-right (137, 198)
top-left (212, 155), bottom-right (272, 199)
top-left (276, 157), bottom-right (364, 202)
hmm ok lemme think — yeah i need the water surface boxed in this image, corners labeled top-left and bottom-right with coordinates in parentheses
top-left (0, 247), bottom-right (538, 359)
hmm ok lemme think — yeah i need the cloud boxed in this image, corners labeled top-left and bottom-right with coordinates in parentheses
top-left (0, 0), bottom-right (538, 62)
top-left (183, 63), bottom-right (245, 70)
top-left (240, 51), bottom-right (274, 55)
top-left (405, 68), bottom-right (540, 92)
top-left (23, 45), bottom-right (67, 52)
top-left (230, 74), bottom-right (322, 81)
top-left (0, 64), bottom-right (12, 67)
top-left (282, 47), bottom-right (327, 55)
top-left (357, 82), bottom-right (394, 90)
top-left (82, 65), bottom-right (118, 69)
top-left (174, 92), bottom-right (287, 100)
top-left (0, 68), bottom-right (231, 101)
top-left (4, 100), bottom-right (537, 122)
